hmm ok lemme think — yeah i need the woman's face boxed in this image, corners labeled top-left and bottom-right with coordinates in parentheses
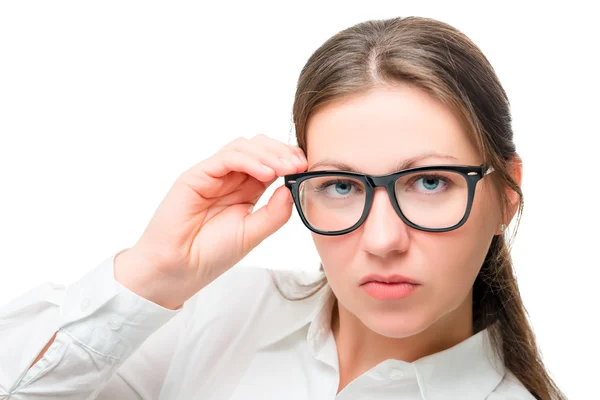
top-left (305, 84), bottom-right (507, 338)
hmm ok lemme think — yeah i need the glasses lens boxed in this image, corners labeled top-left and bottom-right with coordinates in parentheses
top-left (298, 175), bottom-right (366, 232)
top-left (395, 170), bottom-right (468, 229)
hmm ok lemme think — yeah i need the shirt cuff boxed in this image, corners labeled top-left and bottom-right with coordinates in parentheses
top-left (58, 249), bottom-right (181, 361)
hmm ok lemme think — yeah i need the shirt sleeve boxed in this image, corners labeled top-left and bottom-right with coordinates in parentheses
top-left (0, 249), bottom-right (184, 400)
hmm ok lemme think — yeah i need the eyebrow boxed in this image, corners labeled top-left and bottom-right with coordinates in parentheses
top-left (308, 153), bottom-right (460, 173)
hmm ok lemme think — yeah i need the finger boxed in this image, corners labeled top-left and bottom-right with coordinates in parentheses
top-left (250, 134), bottom-right (307, 171)
top-left (227, 137), bottom-right (302, 176)
top-left (199, 150), bottom-right (276, 181)
top-left (243, 185), bottom-right (294, 253)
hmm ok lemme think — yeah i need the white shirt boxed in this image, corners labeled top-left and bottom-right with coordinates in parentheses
top-left (0, 250), bottom-right (535, 399)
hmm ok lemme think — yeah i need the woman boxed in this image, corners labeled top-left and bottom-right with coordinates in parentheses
top-left (0, 16), bottom-right (565, 399)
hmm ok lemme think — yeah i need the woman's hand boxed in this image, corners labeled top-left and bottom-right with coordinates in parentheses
top-left (114, 134), bottom-right (307, 309)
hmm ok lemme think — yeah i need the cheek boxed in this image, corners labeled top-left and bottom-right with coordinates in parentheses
top-left (426, 188), bottom-right (499, 300)
top-left (418, 235), bottom-right (479, 308)
top-left (312, 233), bottom-right (358, 270)
top-left (311, 233), bottom-right (361, 292)
top-left (471, 181), bottom-right (502, 233)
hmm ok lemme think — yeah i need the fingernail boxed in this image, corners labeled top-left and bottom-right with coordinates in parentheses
top-left (248, 205), bottom-right (254, 213)
top-left (292, 155), bottom-right (303, 165)
top-left (287, 191), bottom-right (294, 203)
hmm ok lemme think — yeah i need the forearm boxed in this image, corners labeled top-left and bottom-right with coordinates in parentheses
top-left (1, 251), bottom-right (181, 399)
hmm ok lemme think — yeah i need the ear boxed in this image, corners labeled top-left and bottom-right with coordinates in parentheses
top-left (497, 154), bottom-right (523, 234)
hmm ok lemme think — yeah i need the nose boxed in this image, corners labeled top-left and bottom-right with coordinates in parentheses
top-left (359, 187), bottom-right (410, 258)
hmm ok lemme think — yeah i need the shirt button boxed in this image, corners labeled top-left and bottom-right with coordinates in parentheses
top-left (389, 368), bottom-right (404, 380)
top-left (80, 297), bottom-right (91, 311)
top-left (107, 315), bottom-right (122, 330)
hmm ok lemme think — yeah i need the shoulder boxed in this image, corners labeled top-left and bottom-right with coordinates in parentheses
top-left (183, 265), bottom-right (324, 324)
top-left (184, 265), bottom-right (276, 316)
top-left (180, 265), bottom-right (326, 349)
top-left (172, 266), bottom-right (277, 353)
top-left (487, 370), bottom-right (537, 399)
top-left (187, 265), bottom-right (324, 305)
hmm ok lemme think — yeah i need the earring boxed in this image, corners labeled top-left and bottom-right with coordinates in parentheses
top-left (499, 223), bottom-right (507, 233)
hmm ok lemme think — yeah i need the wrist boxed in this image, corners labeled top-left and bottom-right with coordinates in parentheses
top-left (113, 248), bottom-right (185, 310)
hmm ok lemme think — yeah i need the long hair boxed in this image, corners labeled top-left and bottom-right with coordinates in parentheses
top-left (270, 16), bottom-right (565, 400)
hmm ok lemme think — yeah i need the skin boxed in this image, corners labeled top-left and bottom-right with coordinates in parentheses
top-left (304, 84), bottom-right (522, 393)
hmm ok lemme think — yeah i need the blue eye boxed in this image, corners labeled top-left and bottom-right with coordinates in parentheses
top-left (420, 177), bottom-right (441, 190)
top-left (412, 175), bottom-right (449, 193)
top-left (332, 181), bottom-right (352, 195)
top-left (314, 179), bottom-right (363, 198)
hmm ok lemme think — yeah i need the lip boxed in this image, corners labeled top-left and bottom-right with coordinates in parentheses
top-left (359, 274), bottom-right (420, 285)
top-left (361, 281), bottom-right (418, 300)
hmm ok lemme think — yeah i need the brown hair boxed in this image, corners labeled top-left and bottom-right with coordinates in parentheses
top-left (270, 16), bottom-right (564, 399)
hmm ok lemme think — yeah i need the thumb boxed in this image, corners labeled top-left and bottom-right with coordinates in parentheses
top-left (243, 185), bottom-right (294, 252)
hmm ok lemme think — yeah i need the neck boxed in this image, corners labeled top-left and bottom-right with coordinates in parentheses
top-left (331, 290), bottom-right (474, 392)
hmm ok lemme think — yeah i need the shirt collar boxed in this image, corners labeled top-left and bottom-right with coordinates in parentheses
top-left (259, 280), bottom-right (506, 399)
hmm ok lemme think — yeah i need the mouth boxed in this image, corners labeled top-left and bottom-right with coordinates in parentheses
top-left (359, 274), bottom-right (420, 285)
top-left (361, 281), bottom-right (419, 300)
top-left (359, 274), bottom-right (420, 300)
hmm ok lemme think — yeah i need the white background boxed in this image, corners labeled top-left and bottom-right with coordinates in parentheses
top-left (1, 1), bottom-right (598, 398)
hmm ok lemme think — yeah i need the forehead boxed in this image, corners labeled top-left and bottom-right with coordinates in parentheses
top-left (305, 85), bottom-right (480, 174)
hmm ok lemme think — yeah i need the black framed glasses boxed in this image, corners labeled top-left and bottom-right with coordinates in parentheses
top-left (284, 164), bottom-right (495, 235)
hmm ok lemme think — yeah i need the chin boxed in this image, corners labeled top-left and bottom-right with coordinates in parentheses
top-left (358, 305), bottom-right (437, 339)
